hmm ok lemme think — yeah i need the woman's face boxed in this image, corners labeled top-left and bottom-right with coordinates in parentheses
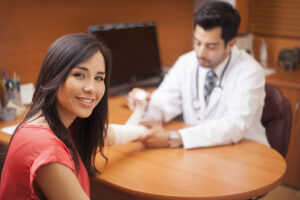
top-left (56, 51), bottom-right (106, 127)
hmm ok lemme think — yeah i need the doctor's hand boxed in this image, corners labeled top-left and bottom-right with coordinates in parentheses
top-left (140, 122), bottom-right (169, 148)
top-left (127, 88), bottom-right (151, 111)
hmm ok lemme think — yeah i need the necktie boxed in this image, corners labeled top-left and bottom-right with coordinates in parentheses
top-left (204, 70), bottom-right (217, 103)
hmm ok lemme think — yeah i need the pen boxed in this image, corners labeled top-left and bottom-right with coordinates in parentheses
top-left (9, 78), bottom-right (16, 89)
top-left (1, 69), bottom-right (9, 90)
top-left (13, 71), bottom-right (17, 82)
top-left (16, 76), bottom-right (20, 91)
top-left (1, 69), bottom-right (8, 81)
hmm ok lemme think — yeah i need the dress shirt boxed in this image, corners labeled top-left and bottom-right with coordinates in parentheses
top-left (142, 46), bottom-right (270, 149)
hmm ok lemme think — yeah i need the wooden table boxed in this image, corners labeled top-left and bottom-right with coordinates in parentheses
top-left (92, 139), bottom-right (286, 200)
top-left (0, 96), bottom-right (287, 200)
top-left (90, 96), bottom-right (286, 200)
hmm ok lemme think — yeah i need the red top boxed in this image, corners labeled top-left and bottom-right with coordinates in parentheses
top-left (0, 125), bottom-right (90, 199)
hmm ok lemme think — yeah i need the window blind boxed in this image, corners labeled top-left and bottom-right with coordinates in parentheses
top-left (250, 0), bottom-right (300, 39)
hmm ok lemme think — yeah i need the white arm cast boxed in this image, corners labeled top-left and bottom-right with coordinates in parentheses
top-left (126, 89), bottom-right (148, 125)
top-left (109, 124), bottom-right (148, 145)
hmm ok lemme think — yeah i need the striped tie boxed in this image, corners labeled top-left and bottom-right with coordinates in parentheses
top-left (204, 70), bottom-right (217, 103)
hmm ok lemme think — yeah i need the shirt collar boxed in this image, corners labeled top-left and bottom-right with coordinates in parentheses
top-left (213, 53), bottom-right (231, 79)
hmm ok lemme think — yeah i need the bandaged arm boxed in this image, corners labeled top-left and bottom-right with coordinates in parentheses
top-left (106, 124), bottom-right (149, 146)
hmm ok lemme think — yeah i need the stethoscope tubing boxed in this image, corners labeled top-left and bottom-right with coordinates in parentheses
top-left (194, 53), bottom-right (232, 109)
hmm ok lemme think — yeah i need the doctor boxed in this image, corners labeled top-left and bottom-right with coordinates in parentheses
top-left (128, 1), bottom-right (270, 149)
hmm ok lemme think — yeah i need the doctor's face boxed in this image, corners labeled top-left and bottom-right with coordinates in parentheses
top-left (193, 25), bottom-right (234, 69)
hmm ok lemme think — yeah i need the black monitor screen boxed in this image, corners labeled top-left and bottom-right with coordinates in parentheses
top-left (89, 22), bottom-right (162, 93)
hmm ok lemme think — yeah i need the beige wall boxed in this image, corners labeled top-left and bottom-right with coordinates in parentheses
top-left (0, 0), bottom-right (194, 83)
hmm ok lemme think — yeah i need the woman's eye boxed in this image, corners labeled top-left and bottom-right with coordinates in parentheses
top-left (73, 73), bottom-right (85, 78)
top-left (95, 76), bottom-right (104, 81)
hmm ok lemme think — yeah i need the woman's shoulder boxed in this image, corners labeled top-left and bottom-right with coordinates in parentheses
top-left (16, 114), bottom-right (55, 141)
top-left (8, 124), bottom-right (73, 166)
top-left (16, 124), bottom-right (54, 138)
top-left (13, 124), bottom-right (65, 150)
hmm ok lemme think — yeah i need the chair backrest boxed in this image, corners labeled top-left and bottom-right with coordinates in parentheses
top-left (261, 84), bottom-right (292, 157)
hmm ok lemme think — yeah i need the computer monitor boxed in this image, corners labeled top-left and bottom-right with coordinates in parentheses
top-left (89, 21), bottom-right (163, 94)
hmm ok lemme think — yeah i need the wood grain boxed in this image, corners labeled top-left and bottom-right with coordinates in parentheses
top-left (93, 139), bottom-right (286, 200)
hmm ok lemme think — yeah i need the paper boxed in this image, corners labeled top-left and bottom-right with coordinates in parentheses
top-left (20, 83), bottom-right (35, 105)
top-left (1, 124), bottom-right (18, 135)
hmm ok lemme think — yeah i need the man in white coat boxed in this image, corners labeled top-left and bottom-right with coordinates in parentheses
top-left (128, 1), bottom-right (270, 149)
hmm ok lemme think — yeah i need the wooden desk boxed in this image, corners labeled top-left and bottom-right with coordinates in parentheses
top-left (0, 108), bottom-right (28, 145)
top-left (266, 69), bottom-right (300, 188)
top-left (90, 96), bottom-right (286, 200)
top-left (0, 96), bottom-right (287, 199)
top-left (92, 139), bottom-right (286, 200)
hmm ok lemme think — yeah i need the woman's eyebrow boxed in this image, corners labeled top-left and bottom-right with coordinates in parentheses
top-left (74, 66), bottom-right (105, 75)
top-left (74, 66), bottom-right (88, 71)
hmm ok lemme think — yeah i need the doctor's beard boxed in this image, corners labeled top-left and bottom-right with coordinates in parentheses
top-left (197, 57), bottom-right (212, 68)
top-left (197, 52), bottom-right (227, 70)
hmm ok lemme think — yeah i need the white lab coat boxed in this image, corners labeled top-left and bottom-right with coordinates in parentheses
top-left (142, 46), bottom-right (270, 149)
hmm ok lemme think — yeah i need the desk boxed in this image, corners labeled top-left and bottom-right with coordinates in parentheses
top-left (90, 96), bottom-right (286, 200)
top-left (0, 96), bottom-right (286, 200)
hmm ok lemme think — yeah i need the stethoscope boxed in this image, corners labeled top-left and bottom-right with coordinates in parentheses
top-left (192, 53), bottom-right (232, 111)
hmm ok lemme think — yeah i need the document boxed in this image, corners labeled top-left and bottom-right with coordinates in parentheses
top-left (1, 124), bottom-right (18, 135)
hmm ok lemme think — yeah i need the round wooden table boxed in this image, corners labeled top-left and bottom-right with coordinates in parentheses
top-left (92, 138), bottom-right (286, 200)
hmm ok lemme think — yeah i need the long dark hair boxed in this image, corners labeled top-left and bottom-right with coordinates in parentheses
top-left (1, 33), bottom-right (111, 177)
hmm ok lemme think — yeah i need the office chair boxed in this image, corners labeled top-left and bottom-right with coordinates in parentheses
top-left (261, 84), bottom-right (292, 158)
top-left (249, 84), bottom-right (292, 200)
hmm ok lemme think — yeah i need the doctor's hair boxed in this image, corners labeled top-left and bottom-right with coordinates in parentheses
top-left (1, 33), bottom-right (111, 177)
top-left (194, 1), bottom-right (240, 46)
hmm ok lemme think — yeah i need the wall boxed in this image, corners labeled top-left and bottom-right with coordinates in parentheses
top-left (253, 36), bottom-right (300, 68)
top-left (0, 0), bottom-right (194, 83)
top-left (235, 0), bottom-right (249, 35)
top-left (249, 0), bottom-right (300, 67)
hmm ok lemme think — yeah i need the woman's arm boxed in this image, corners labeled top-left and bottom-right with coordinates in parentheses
top-left (104, 125), bottom-right (116, 146)
top-left (104, 124), bottom-right (150, 146)
top-left (35, 163), bottom-right (89, 200)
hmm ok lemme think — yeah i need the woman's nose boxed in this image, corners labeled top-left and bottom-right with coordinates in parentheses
top-left (83, 79), bottom-right (97, 93)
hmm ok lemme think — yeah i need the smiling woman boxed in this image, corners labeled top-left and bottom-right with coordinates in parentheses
top-left (0, 33), bottom-right (111, 199)
top-left (56, 51), bottom-right (107, 127)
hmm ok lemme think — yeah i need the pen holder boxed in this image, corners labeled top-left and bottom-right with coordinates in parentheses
top-left (4, 88), bottom-right (21, 105)
top-left (0, 88), bottom-right (25, 121)
top-left (0, 101), bottom-right (16, 121)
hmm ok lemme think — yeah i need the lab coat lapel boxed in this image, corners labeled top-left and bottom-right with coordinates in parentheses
top-left (198, 88), bottom-right (207, 117)
top-left (203, 88), bottom-right (222, 117)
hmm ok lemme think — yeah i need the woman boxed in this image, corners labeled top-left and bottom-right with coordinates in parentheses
top-left (0, 33), bottom-right (111, 199)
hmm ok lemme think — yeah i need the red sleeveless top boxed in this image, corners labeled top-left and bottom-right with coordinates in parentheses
top-left (0, 125), bottom-right (90, 199)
